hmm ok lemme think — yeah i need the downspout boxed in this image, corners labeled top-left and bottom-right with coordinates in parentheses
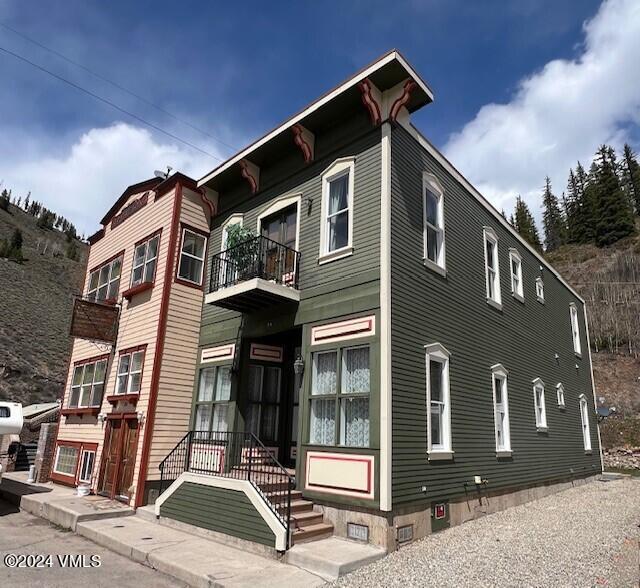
top-left (134, 183), bottom-right (184, 507)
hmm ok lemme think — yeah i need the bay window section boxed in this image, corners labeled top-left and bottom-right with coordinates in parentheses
top-left (425, 343), bottom-right (452, 458)
top-left (194, 365), bottom-right (232, 432)
top-left (319, 158), bottom-right (354, 262)
top-left (87, 255), bottom-right (122, 302)
top-left (492, 365), bottom-right (511, 454)
top-left (309, 345), bottom-right (370, 448)
top-left (115, 349), bottom-right (145, 395)
top-left (178, 228), bottom-right (207, 285)
top-left (131, 234), bottom-right (160, 287)
top-left (483, 227), bottom-right (501, 307)
top-left (69, 358), bottom-right (107, 408)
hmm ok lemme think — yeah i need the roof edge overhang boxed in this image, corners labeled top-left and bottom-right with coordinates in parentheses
top-left (197, 49), bottom-right (433, 190)
top-left (99, 177), bottom-right (163, 226)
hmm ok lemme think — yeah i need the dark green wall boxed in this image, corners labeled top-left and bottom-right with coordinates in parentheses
top-left (159, 482), bottom-right (276, 546)
top-left (390, 124), bottom-right (601, 507)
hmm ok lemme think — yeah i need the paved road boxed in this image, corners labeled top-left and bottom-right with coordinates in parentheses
top-left (0, 499), bottom-right (186, 588)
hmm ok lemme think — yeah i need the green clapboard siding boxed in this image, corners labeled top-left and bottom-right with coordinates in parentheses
top-left (390, 125), bottom-right (601, 507)
top-left (159, 482), bottom-right (276, 547)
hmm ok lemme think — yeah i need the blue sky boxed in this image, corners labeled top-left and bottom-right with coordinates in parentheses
top-left (1, 0), bottom-right (639, 234)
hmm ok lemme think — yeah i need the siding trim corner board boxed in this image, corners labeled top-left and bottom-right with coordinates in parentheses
top-left (134, 183), bottom-right (183, 507)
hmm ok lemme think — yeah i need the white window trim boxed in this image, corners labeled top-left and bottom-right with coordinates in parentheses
top-left (556, 383), bottom-right (566, 408)
top-left (422, 172), bottom-right (446, 275)
top-left (53, 445), bottom-right (79, 477)
top-left (87, 255), bottom-right (123, 302)
top-left (221, 213), bottom-right (244, 251)
top-left (535, 277), bottom-right (545, 303)
top-left (570, 303), bottom-right (582, 357)
top-left (483, 227), bottom-right (502, 309)
top-left (319, 157), bottom-right (355, 264)
top-left (69, 359), bottom-right (107, 409)
top-left (532, 377), bottom-right (547, 431)
top-left (508, 248), bottom-right (524, 302)
top-left (425, 343), bottom-right (453, 458)
top-left (78, 449), bottom-right (96, 483)
top-left (491, 364), bottom-right (511, 456)
top-left (116, 350), bottom-right (144, 395)
top-left (130, 234), bottom-right (159, 287)
top-left (178, 228), bottom-right (207, 285)
top-left (579, 394), bottom-right (592, 452)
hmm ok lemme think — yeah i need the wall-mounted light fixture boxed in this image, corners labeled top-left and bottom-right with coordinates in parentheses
top-left (97, 413), bottom-right (107, 427)
top-left (293, 355), bottom-right (305, 376)
top-left (137, 411), bottom-right (145, 426)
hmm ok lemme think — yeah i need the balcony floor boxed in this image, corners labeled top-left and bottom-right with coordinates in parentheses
top-left (204, 277), bottom-right (300, 313)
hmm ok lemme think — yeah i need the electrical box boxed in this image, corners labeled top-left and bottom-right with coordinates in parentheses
top-left (431, 500), bottom-right (450, 533)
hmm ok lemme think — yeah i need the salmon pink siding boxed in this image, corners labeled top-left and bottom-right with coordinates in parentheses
top-left (148, 188), bottom-right (210, 480)
top-left (57, 186), bottom-right (177, 504)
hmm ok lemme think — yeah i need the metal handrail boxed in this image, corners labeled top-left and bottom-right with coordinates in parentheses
top-left (158, 430), bottom-right (295, 549)
top-left (210, 235), bottom-right (301, 292)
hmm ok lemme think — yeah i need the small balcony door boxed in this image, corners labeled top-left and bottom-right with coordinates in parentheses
top-left (260, 205), bottom-right (297, 285)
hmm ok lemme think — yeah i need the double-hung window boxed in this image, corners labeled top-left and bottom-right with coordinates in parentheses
top-left (87, 255), bottom-right (123, 302)
top-left (492, 365), bottom-right (511, 454)
top-left (309, 345), bottom-right (370, 448)
top-left (423, 174), bottom-right (445, 272)
top-left (78, 449), bottom-right (96, 483)
top-left (483, 227), bottom-right (501, 307)
top-left (536, 277), bottom-right (545, 302)
top-left (69, 358), bottom-right (108, 408)
top-left (53, 445), bottom-right (79, 476)
top-left (509, 248), bottom-right (523, 301)
top-left (115, 348), bottom-right (145, 395)
top-left (52, 441), bottom-right (97, 485)
top-left (194, 365), bottom-right (232, 432)
top-left (320, 158), bottom-right (354, 262)
top-left (177, 228), bottom-right (207, 285)
top-left (533, 378), bottom-right (547, 431)
top-left (131, 233), bottom-right (160, 287)
top-left (579, 395), bottom-right (591, 451)
top-left (425, 343), bottom-right (452, 457)
top-left (557, 383), bottom-right (565, 408)
top-left (570, 303), bottom-right (582, 355)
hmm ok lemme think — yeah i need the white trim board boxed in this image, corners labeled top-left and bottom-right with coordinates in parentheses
top-left (198, 51), bottom-right (433, 188)
top-left (154, 472), bottom-right (287, 551)
top-left (403, 122), bottom-right (585, 305)
top-left (204, 278), bottom-right (301, 306)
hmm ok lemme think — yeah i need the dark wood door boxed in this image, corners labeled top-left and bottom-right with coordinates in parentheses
top-left (98, 419), bottom-right (122, 497)
top-left (116, 420), bottom-right (139, 500)
top-left (260, 205), bottom-right (297, 282)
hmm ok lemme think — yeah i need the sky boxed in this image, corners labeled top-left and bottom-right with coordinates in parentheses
top-left (1, 0), bottom-right (639, 235)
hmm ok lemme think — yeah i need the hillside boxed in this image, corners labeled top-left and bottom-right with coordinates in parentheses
top-left (0, 202), bottom-right (88, 405)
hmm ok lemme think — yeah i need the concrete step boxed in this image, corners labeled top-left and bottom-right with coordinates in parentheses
top-left (292, 522), bottom-right (334, 544)
top-left (285, 537), bottom-right (386, 581)
top-left (135, 504), bottom-right (157, 523)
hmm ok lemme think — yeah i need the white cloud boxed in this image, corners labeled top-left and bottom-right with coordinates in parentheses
top-left (3, 123), bottom-right (220, 235)
top-left (444, 0), bottom-right (640, 224)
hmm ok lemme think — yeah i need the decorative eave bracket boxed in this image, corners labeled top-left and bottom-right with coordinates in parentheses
top-left (292, 124), bottom-right (315, 163)
top-left (239, 159), bottom-right (260, 194)
top-left (358, 77), bottom-right (419, 126)
top-left (358, 78), bottom-right (382, 126)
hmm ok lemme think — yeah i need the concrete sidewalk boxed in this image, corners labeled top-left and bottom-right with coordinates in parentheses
top-left (77, 515), bottom-right (325, 588)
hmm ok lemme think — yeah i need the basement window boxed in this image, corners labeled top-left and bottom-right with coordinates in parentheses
top-left (397, 524), bottom-right (413, 544)
top-left (347, 523), bottom-right (369, 543)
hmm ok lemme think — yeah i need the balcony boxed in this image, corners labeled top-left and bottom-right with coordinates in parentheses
top-left (205, 236), bottom-right (301, 313)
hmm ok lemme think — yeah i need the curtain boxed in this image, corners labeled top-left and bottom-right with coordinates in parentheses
top-left (310, 398), bottom-right (335, 445)
top-left (343, 347), bottom-right (370, 393)
top-left (328, 174), bottom-right (349, 251)
top-left (194, 404), bottom-right (212, 431)
top-left (313, 352), bottom-right (337, 395)
top-left (198, 368), bottom-right (215, 402)
top-left (215, 366), bottom-right (232, 401)
top-left (341, 397), bottom-right (369, 447)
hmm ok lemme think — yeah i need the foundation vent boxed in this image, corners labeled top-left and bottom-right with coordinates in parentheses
top-left (347, 523), bottom-right (369, 543)
top-left (397, 524), bottom-right (413, 544)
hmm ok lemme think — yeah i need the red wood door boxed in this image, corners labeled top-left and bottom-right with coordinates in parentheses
top-left (98, 419), bottom-right (122, 497)
top-left (98, 417), bottom-right (139, 502)
top-left (115, 420), bottom-right (139, 500)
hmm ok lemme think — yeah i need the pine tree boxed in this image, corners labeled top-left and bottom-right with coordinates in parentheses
top-left (621, 143), bottom-right (640, 214)
top-left (0, 189), bottom-right (9, 212)
top-left (593, 144), bottom-right (635, 247)
top-left (513, 196), bottom-right (543, 251)
top-left (23, 192), bottom-right (30, 212)
top-left (541, 176), bottom-right (566, 252)
top-left (578, 162), bottom-right (598, 244)
top-left (0, 228), bottom-right (24, 262)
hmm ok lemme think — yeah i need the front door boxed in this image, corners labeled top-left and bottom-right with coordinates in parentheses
top-left (246, 364), bottom-right (282, 451)
top-left (98, 417), bottom-right (139, 502)
top-left (260, 205), bottom-right (297, 284)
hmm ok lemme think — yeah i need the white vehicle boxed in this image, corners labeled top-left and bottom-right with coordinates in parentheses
top-left (0, 402), bottom-right (23, 481)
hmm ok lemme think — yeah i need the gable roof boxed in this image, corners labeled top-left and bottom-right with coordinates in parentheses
top-left (99, 177), bottom-right (163, 226)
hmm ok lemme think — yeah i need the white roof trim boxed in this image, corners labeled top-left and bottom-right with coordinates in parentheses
top-left (198, 51), bottom-right (433, 187)
top-left (405, 123), bottom-right (585, 304)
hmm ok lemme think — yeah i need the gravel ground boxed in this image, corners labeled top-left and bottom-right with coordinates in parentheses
top-left (333, 477), bottom-right (640, 588)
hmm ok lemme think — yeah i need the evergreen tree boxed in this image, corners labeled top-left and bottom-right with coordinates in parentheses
top-left (0, 228), bottom-right (24, 262)
top-left (593, 145), bottom-right (635, 247)
top-left (16, 196), bottom-right (21, 208)
top-left (23, 192), bottom-right (30, 212)
top-left (621, 143), bottom-right (640, 214)
top-left (513, 196), bottom-right (543, 251)
top-left (541, 176), bottom-right (566, 252)
top-left (0, 189), bottom-right (9, 212)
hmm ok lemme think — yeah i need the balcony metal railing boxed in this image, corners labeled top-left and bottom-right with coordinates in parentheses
top-left (209, 236), bottom-right (300, 292)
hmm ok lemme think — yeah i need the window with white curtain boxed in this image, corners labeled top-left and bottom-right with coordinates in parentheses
top-left (533, 378), bottom-right (547, 430)
top-left (536, 277), bottom-right (545, 302)
top-left (425, 343), bottom-right (452, 456)
top-left (570, 303), bottom-right (582, 355)
top-left (509, 248), bottom-right (523, 301)
top-left (423, 174), bottom-right (445, 272)
top-left (194, 365), bottom-right (232, 432)
top-left (483, 227), bottom-right (501, 306)
top-left (579, 395), bottom-right (591, 451)
top-left (309, 345), bottom-right (370, 447)
top-left (319, 158), bottom-right (354, 262)
top-left (492, 365), bottom-right (511, 453)
top-left (557, 383), bottom-right (565, 408)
